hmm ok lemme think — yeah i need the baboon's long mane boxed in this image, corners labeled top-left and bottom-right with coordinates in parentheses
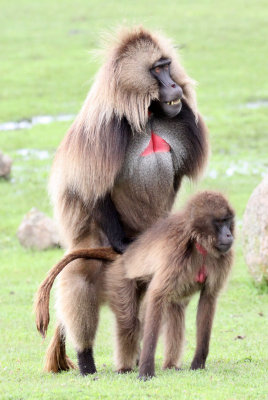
top-left (49, 26), bottom-right (199, 222)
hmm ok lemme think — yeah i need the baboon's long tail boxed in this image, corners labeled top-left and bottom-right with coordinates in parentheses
top-left (44, 324), bottom-right (76, 373)
top-left (34, 247), bottom-right (118, 338)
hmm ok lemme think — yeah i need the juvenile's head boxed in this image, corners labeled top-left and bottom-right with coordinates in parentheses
top-left (185, 191), bottom-right (235, 255)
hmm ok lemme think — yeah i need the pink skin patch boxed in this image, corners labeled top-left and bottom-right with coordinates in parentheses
top-left (195, 243), bottom-right (208, 283)
top-left (195, 242), bottom-right (207, 256)
top-left (141, 132), bottom-right (170, 156)
top-left (195, 265), bottom-right (207, 283)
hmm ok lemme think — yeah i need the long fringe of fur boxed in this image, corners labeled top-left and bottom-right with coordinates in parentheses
top-left (44, 324), bottom-right (77, 373)
top-left (49, 26), bottom-right (199, 213)
top-left (34, 247), bottom-right (118, 338)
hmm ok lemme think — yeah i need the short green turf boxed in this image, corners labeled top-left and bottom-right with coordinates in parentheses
top-left (0, 0), bottom-right (267, 399)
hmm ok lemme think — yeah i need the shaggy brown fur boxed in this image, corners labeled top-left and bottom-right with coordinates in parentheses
top-left (35, 191), bottom-right (234, 377)
top-left (34, 247), bottom-right (118, 373)
top-left (43, 324), bottom-right (76, 373)
top-left (34, 247), bottom-right (118, 339)
top-left (46, 26), bottom-right (209, 375)
top-left (106, 191), bottom-right (235, 379)
top-left (49, 26), bottom-right (208, 246)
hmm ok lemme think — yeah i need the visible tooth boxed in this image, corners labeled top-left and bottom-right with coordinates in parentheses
top-left (166, 99), bottom-right (182, 105)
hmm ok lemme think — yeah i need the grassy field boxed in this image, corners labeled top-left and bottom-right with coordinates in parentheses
top-left (0, 0), bottom-right (268, 399)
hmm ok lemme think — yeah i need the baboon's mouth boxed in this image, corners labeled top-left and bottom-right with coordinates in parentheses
top-left (215, 243), bottom-right (232, 253)
top-left (164, 98), bottom-right (181, 106)
top-left (149, 97), bottom-right (182, 118)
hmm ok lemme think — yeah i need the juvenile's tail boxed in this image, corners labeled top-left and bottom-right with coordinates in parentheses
top-left (34, 247), bottom-right (118, 338)
top-left (44, 324), bottom-right (76, 373)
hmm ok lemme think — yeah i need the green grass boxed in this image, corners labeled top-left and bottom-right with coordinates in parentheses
top-left (0, 0), bottom-right (268, 399)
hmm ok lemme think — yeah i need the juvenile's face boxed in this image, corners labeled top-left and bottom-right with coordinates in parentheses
top-left (188, 192), bottom-right (235, 254)
top-left (212, 215), bottom-right (234, 253)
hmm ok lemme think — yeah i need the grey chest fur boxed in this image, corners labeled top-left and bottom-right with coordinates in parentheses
top-left (112, 116), bottom-right (189, 233)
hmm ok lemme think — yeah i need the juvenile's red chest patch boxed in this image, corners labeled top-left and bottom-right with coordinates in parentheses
top-left (195, 265), bottom-right (207, 283)
top-left (195, 243), bottom-right (208, 283)
top-left (141, 131), bottom-right (170, 157)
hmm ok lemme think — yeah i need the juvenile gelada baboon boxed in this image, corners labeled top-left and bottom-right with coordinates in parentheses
top-left (35, 191), bottom-right (235, 378)
top-left (109, 190), bottom-right (235, 379)
top-left (48, 26), bottom-right (209, 375)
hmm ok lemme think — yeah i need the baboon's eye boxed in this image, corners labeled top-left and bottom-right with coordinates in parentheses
top-left (154, 67), bottom-right (161, 74)
top-left (213, 219), bottom-right (223, 231)
top-left (214, 217), bottom-right (232, 231)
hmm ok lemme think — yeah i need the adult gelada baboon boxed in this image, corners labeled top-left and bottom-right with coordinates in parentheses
top-left (48, 26), bottom-right (209, 375)
top-left (35, 191), bottom-right (234, 378)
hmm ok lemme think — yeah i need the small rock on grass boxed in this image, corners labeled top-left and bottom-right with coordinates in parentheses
top-left (242, 174), bottom-right (268, 284)
top-left (0, 150), bottom-right (12, 178)
top-left (17, 208), bottom-right (60, 250)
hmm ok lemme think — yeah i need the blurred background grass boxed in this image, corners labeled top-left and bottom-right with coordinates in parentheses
top-left (0, 0), bottom-right (267, 399)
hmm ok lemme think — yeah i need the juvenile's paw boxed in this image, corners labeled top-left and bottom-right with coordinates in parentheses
top-left (162, 363), bottom-right (181, 371)
top-left (117, 368), bottom-right (133, 374)
top-left (138, 365), bottom-right (155, 380)
top-left (138, 372), bottom-right (155, 381)
top-left (190, 357), bottom-right (205, 370)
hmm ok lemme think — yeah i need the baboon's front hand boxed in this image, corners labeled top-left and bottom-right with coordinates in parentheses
top-left (138, 363), bottom-right (155, 380)
top-left (190, 357), bottom-right (206, 370)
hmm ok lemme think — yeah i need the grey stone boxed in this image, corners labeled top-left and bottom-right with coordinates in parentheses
top-left (0, 150), bottom-right (12, 177)
top-left (17, 208), bottom-right (60, 250)
top-left (242, 175), bottom-right (268, 284)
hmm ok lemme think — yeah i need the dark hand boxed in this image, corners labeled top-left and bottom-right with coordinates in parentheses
top-left (138, 359), bottom-right (155, 380)
top-left (96, 193), bottom-right (133, 254)
top-left (112, 237), bottom-right (133, 254)
top-left (190, 357), bottom-right (206, 370)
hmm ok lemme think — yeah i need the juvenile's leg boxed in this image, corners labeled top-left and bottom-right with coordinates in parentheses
top-left (191, 290), bottom-right (217, 370)
top-left (107, 266), bottom-right (140, 372)
top-left (162, 302), bottom-right (186, 370)
top-left (138, 287), bottom-right (163, 379)
top-left (114, 315), bottom-right (141, 373)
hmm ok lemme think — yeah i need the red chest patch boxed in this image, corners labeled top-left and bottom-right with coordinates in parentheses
top-left (195, 243), bottom-right (208, 283)
top-left (141, 131), bottom-right (170, 157)
top-left (195, 265), bottom-right (207, 283)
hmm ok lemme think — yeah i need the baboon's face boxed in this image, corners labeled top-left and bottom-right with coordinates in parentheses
top-left (212, 215), bottom-right (234, 254)
top-left (150, 58), bottom-right (183, 118)
top-left (193, 212), bottom-right (234, 254)
top-left (188, 192), bottom-right (235, 255)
